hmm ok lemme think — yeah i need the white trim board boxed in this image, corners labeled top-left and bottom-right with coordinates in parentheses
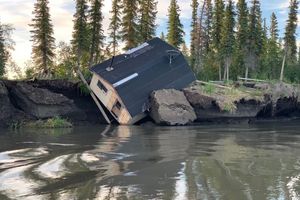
top-left (113, 73), bottom-right (139, 87)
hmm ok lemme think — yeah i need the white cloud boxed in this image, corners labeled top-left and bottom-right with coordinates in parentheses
top-left (0, 0), bottom-right (34, 68)
top-left (49, 1), bottom-right (74, 43)
top-left (263, 0), bottom-right (289, 12)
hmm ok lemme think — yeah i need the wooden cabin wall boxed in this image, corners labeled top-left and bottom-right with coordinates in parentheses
top-left (90, 74), bottom-right (132, 124)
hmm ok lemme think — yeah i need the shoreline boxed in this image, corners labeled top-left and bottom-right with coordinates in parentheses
top-left (1, 79), bottom-right (300, 128)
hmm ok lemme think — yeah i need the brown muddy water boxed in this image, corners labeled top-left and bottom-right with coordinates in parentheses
top-left (0, 121), bottom-right (300, 200)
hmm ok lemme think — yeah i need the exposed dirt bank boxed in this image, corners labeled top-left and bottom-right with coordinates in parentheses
top-left (149, 82), bottom-right (300, 125)
top-left (0, 79), bottom-right (106, 128)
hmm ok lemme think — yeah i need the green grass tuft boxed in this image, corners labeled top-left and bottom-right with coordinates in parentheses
top-left (202, 83), bottom-right (216, 95)
top-left (12, 117), bottom-right (73, 129)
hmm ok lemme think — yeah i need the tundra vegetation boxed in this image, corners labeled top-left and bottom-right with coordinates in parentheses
top-left (194, 82), bottom-right (265, 113)
top-left (0, 0), bottom-right (299, 83)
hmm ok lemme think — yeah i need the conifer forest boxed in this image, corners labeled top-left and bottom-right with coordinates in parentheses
top-left (0, 0), bottom-right (300, 83)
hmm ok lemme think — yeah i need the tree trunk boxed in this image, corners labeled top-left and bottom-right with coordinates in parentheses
top-left (113, 42), bottom-right (116, 56)
top-left (77, 48), bottom-right (82, 72)
top-left (89, 39), bottom-right (95, 67)
top-left (223, 65), bottom-right (227, 80)
top-left (224, 59), bottom-right (230, 81)
top-left (245, 66), bottom-right (249, 82)
top-left (227, 62), bottom-right (229, 81)
top-left (219, 65), bottom-right (222, 81)
top-left (280, 52), bottom-right (286, 82)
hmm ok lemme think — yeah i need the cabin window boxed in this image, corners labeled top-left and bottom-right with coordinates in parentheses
top-left (115, 101), bottom-right (122, 109)
top-left (111, 101), bottom-right (122, 119)
top-left (97, 80), bottom-right (108, 93)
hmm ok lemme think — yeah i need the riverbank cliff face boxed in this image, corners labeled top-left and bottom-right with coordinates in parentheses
top-left (0, 79), bottom-right (105, 127)
top-left (150, 82), bottom-right (300, 125)
top-left (0, 80), bottom-right (299, 127)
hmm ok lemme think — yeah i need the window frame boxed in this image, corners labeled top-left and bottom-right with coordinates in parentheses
top-left (97, 80), bottom-right (108, 93)
top-left (115, 101), bottom-right (122, 110)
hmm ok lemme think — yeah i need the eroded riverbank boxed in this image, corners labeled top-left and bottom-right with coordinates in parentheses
top-left (0, 79), bottom-right (107, 128)
top-left (1, 79), bottom-right (300, 127)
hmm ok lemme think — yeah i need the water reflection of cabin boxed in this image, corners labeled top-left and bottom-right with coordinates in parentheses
top-left (89, 38), bottom-right (195, 125)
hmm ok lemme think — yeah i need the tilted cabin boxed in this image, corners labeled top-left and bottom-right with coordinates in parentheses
top-left (89, 37), bottom-right (196, 125)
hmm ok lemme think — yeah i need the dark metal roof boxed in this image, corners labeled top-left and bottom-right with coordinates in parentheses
top-left (90, 37), bottom-right (196, 117)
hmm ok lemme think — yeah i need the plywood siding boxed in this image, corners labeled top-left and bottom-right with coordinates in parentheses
top-left (90, 74), bottom-right (132, 124)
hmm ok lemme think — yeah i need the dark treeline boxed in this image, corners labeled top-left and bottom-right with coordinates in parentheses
top-left (0, 0), bottom-right (300, 83)
top-left (191, 0), bottom-right (300, 83)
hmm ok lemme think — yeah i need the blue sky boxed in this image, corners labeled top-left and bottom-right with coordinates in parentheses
top-left (0, 0), bottom-right (298, 69)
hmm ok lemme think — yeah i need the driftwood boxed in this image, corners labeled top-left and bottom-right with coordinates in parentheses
top-left (196, 80), bottom-right (233, 90)
top-left (209, 81), bottom-right (226, 85)
top-left (238, 77), bottom-right (269, 83)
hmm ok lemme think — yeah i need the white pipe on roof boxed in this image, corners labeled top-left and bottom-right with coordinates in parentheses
top-left (125, 43), bottom-right (149, 55)
top-left (113, 73), bottom-right (139, 87)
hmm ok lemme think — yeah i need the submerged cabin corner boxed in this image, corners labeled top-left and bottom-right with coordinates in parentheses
top-left (89, 37), bottom-right (196, 125)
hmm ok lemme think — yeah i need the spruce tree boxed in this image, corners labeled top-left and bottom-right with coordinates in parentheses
top-left (220, 0), bottom-right (235, 81)
top-left (194, 1), bottom-right (206, 74)
top-left (89, 0), bottom-right (104, 66)
top-left (108, 0), bottom-right (122, 55)
top-left (212, 0), bottom-right (225, 80)
top-left (282, 0), bottom-right (299, 82)
top-left (167, 0), bottom-right (185, 48)
top-left (212, 0), bottom-right (225, 50)
top-left (248, 0), bottom-right (263, 52)
top-left (122, 0), bottom-right (139, 50)
top-left (262, 18), bottom-right (268, 43)
top-left (236, 0), bottom-right (248, 50)
top-left (72, 0), bottom-right (89, 68)
top-left (30, 0), bottom-right (55, 75)
top-left (284, 0), bottom-right (298, 62)
top-left (232, 0), bottom-right (248, 78)
top-left (139, 0), bottom-right (158, 43)
top-left (266, 13), bottom-right (281, 79)
top-left (194, 0), bottom-right (213, 76)
top-left (270, 13), bottom-right (279, 41)
top-left (0, 22), bottom-right (6, 77)
top-left (259, 18), bottom-right (270, 79)
top-left (190, 0), bottom-right (199, 69)
top-left (204, 0), bottom-right (213, 53)
top-left (245, 0), bottom-right (262, 79)
top-left (0, 23), bottom-right (14, 78)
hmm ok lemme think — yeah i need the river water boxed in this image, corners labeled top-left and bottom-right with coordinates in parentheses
top-left (0, 121), bottom-right (300, 200)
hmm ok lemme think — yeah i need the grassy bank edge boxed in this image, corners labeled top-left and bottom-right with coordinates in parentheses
top-left (10, 116), bottom-right (73, 130)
